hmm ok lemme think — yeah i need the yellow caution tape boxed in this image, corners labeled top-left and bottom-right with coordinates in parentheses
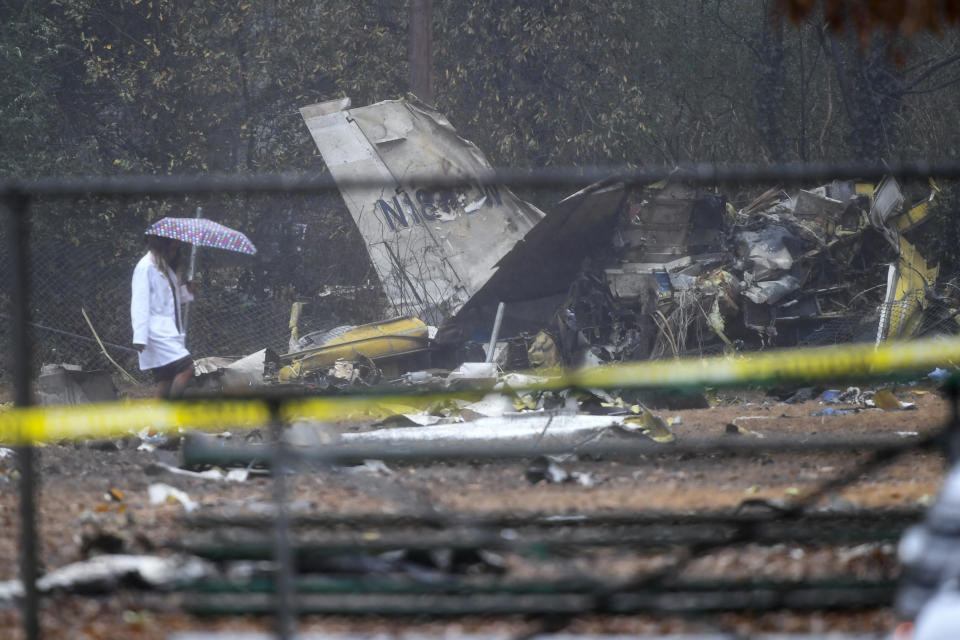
top-left (1, 335), bottom-right (958, 445)
top-left (564, 335), bottom-right (960, 391)
top-left (0, 399), bottom-right (270, 446)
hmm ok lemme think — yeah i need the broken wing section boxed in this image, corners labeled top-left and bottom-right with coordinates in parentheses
top-left (300, 96), bottom-right (544, 325)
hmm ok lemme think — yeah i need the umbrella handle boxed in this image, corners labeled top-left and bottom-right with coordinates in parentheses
top-left (186, 206), bottom-right (201, 283)
top-left (182, 207), bottom-right (201, 338)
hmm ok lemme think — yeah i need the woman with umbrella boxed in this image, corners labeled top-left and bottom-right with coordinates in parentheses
top-left (130, 216), bottom-right (256, 398)
top-left (131, 234), bottom-right (197, 398)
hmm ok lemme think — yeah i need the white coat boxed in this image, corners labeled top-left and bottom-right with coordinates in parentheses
top-left (130, 252), bottom-right (194, 370)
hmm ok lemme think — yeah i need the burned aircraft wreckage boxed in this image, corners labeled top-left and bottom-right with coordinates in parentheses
top-left (270, 95), bottom-right (954, 384)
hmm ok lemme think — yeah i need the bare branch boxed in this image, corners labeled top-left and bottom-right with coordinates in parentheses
top-left (902, 52), bottom-right (960, 92)
top-left (902, 73), bottom-right (960, 95)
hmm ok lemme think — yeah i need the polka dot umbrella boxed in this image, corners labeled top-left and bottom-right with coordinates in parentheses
top-left (145, 217), bottom-right (257, 255)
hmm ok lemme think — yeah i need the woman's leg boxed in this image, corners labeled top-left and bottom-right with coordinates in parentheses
top-left (152, 357), bottom-right (193, 398)
top-left (168, 363), bottom-right (193, 398)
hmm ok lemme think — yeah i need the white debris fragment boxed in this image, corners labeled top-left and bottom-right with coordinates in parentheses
top-left (400, 412), bottom-right (444, 426)
top-left (148, 483), bottom-right (199, 512)
top-left (40, 554), bottom-right (209, 591)
top-left (225, 469), bottom-right (250, 482)
top-left (341, 413), bottom-right (623, 445)
top-left (447, 362), bottom-right (499, 381)
top-left (463, 195), bottom-right (488, 213)
top-left (151, 462), bottom-right (248, 482)
top-left (574, 472), bottom-right (596, 487)
top-left (0, 555), bottom-right (211, 602)
top-left (343, 459), bottom-right (394, 475)
top-left (461, 393), bottom-right (516, 418)
top-left (526, 457), bottom-right (570, 484)
top-left (135, 426), bottom-right (168, 452)
top-left (525, 455), bottom-right (596, 487)
top-left (495, 373), bottom-right (550, 390)
top-left (402, 370), bottom-right (437, 385)
top-left (0, 579), bottom-right (23, 600)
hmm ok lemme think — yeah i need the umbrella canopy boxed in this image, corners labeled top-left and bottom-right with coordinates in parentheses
top-left (146, 217), bottom-right (257, 255)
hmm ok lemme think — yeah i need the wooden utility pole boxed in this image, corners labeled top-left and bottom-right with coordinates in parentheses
top-left (409, 0), bottom-right (434, 104)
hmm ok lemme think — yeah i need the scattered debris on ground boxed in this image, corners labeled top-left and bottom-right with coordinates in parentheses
top-left (196, 159), bottom-right (955, 410)
top-left (0, 554), bottom-right (211, 602)
top-left (287, 96), bottom-right (959, 384)
top-left (33, 99), bottom-right (957, 404)
top-left (37, 363), bottom-right (116, 405)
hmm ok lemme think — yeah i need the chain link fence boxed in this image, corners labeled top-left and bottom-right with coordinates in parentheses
top-left (0, 195), bottom-right (385, 394)
top-left (2, 171), bottom-right (958, 396)
top-left (0, 237), bottom-right (294, 389)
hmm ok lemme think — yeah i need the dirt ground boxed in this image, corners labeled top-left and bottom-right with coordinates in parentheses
top-left (0, 381), bottom-right (952, 639)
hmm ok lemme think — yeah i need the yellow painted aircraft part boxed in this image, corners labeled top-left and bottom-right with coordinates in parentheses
top-left (527, 331), bottom-right (562, 369)
top-left (893, 201), bottom-right (930, 232)
top-left (288, 301), bottom-right (304, 345)
top-left (888, 177), bottom-right (937, 233)
top-left (887, 238), bottom-right (939, 340)
top-left (278, 317), bottom-right (429, 381)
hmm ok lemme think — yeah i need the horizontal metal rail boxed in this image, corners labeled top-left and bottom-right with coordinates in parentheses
top-left (186, 576), bottom-right (900, 598)
top-left (181, 582), bottom-right (898, 616)
top-left (175, 522), bottom-right (912, 557)
top-left (2, 159), bottom-right (960, 198)
top-left (183, 507), bottom-right (924, 531)
top-left (181, 431), bottom-right (942, 468)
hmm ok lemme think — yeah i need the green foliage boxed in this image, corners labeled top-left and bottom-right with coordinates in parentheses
top-left (0, 1), bottom-right (77, 175)
top-left (435, 1), bottom-right (960, 167)
top-left (435, 1), bottom-right (656, 166)
top-left (7, 1), bottom-right (960, 178)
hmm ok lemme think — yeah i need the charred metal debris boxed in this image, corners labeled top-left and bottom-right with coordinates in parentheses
top-left (223, 96), bottom-right (956, 389)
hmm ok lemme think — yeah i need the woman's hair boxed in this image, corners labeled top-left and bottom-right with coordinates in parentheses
top-left (145, 234), bottom-right (182, 271)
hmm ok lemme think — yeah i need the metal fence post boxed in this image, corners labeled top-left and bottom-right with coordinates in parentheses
top-left (270, 399), bottom-right (295, 639)
top-left (945, 374), bottom-right (960, 465)
top-left (4, 189), bottom-right (40, 640)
